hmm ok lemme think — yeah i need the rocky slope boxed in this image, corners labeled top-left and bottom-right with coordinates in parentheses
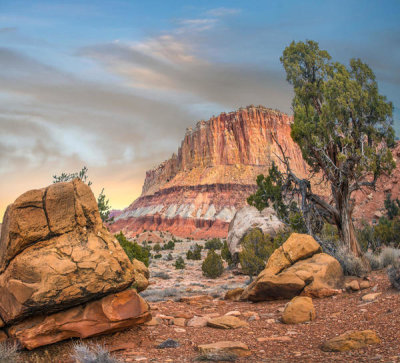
top-left (110, 106), bottom-right (309, 238)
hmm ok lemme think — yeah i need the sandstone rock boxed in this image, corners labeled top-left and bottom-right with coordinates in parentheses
top-left (346, 280), bottom-right (360, 291)
top-left (207, 315), bottom-right (249, 329)
top-left (241, 234), bottom-right (343, 302)
top-left (321, 330), bottom-right (381, 352)
top-left (197, 341), bottom-right (251, 357)
top-left (361, 293), bottom-right (381, 302)
top-left (227, 206), bottom-right (285, 257)
top-left (359, 280), bottom-right (370, 290)
top-left (282, 296), bottom-right (316, 324)
top-left (187, 316), bottom-right (210, 327)
top-left (0, 330), bottom-right (7, 343)
top-left (173, 318), bottom-right (186, 327)
top-left (110, 106), bottom-right (309, 239)
top-left (179, 295), bottom-right (213, 305)
top-left (257, 336), bottom-right (291, 342)
top-left (8, 289), bottom-right (151, 350)
top-left (265, 233), bottom-right (322, 275)
top-left (0, 180), bottom-right (139, 324)
top-left (225, 310), bottom-right (241, 317)
top-left (145, 317), bottom-right (161, 326)
top-left (224, 287), bottom-right (244, 301)
top-left (0, 317), bottom-right (3, 328)
top-left (131, 259), bottom-right (150, 292)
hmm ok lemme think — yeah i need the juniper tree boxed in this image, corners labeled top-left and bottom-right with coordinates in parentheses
top-left (278, 40), bottom-right (395, 257)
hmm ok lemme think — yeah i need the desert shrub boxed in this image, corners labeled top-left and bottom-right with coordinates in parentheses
top-left (0, 342), bottom-right (20, 363)
top-left (162, 240), bottom-right (175, 250)
top-left (202, 250), bottom-right (224, 278)
top-left (239, 228), bottom-right (279, 278)
top-left (384, 193), bottom-right (400, 220)
top-left (356, 220), bottom-right (376, 252)
top-left (186, 243), bottom-right (203, 260)
top-left (221, 240), bottom-right (234, 266)
top-left (153, 243), bottom-right (161, 253)
top-left (174, 256), bottom-right (185, 269)
top-left (71, 342), bottom-right (120, 363)
top-left (115, 232), bottom-right (149, 266)
top-left (365, 252), bottom-right (382, 270)
top-left (205, 238), bottom-right (223, 250)
top-left (152, 271), bottom-right (171, 279)
top-left (166, 252), bottom-right (173, 261)
top-left (154, 254), bottom-right (162, 259)
top-left (380, 247), bottom-right (400, 268)
top-left (331, 245), bottom-right (367, 277)
top-left (387, 263), bottom-right (400, 290)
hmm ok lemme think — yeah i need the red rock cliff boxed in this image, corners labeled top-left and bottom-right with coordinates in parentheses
top-left (110, 106), bottom-right (309, 238)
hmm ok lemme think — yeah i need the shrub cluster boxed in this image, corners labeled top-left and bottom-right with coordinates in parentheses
top-left (221, 240), bottom-right (233, 266)
top-left (330, 245), bottom-right (367, 277)
top-left (174, 256), bottom-right (185, 269)
top-left (115, 232), bottom-right (150, 266)
top-left (202, 249), bottom-right (224, 278)
top-left (162, 240), bottom-right (175, 250)
top-left (71, 342), bottom-right (121, 363)
top-left (205, 238), bottom-right (223, 250)
top-left (186, 243), bottom-right (203, 260)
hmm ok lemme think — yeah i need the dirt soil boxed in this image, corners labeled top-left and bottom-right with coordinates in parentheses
top-left (20, 270), bottom-right (400, 363)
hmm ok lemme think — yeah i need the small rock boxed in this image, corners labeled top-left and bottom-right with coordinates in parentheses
top-left (266, 319), bottom-right (276, 324)
top-left (207, 315), bottom-right (249, 329)
top-left (174, 328), bottom-right (186, 333)
top-left (359, 280), bottom-right (370, 290)
top-left (156, 339), bottom-right (180, 349)
top-left (321, 330), bottom-right (381, 352)
top-left (197, 341), bottom-right (251, 357)
top-left (282, 296), bottom-right (316, 324)
top-left (187, 316), bottom-right (209, 327)
top-left (144, 318), bottom-right (160, 326)
top-left (345, 280), bottom-right (360, 291)
top-left (173, 318), bottom-right (186, 327)
top-left (257, 336), bottom-right (291, 342)
top-left (361, 293), bottom-right (381, 302)
top-left (225, 310), bottom-right (241, 317)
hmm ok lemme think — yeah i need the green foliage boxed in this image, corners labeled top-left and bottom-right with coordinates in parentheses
top-left (115, 231), bottom-right (149, 266)
top-left (53, 166), bottom-right (92, 185)
top-left (97, 188), bottom-right (113, 222)
top-left (174, 256), bottom-right (185, 269)
top-left (153, 243), bottom-right (161, 253)
top-left (186, 243), bottom-right (203, 260)
top-left (247, 162), bottom-right (307, 233)
top-left (162, 240), bottom-right (175, 250)
top-left (166, 252), bottom-right (173, 261)
top-left (202, 250), bottom-right (224, 278)
top-left (154, 254), bottom-right (162, 259)
top-left (239, 228), bottom-right (280, 277)
top-left (221, 240), bottom-right (233, 266)
top-left (384, 193), bottom-right (400, 220)
top-left (280, 40), bottom-right (395, 254)
top-left (205, 238), bottom-right (223, 250)
top-left (247, 162), bottom-right (288, 218)
top-left (373, 217), bottom-right (400, 248)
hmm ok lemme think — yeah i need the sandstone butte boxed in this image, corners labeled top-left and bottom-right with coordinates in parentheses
top-left (109, 105), bottom-right (400, 239)
top-left (109, 105), bottom-right (309, 239)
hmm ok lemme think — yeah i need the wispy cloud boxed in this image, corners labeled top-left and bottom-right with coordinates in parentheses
top-left (206, 7), bottom-right (241, 17)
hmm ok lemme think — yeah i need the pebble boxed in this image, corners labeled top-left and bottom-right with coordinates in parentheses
top-left (156, 339), bottom-right (180, 349)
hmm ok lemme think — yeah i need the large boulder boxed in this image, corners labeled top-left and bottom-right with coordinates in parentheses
top-left (227, 206), bottom-right (285, 258)
top-left (241, 233), bottom-right (344, 302)
top-left (0, 180), bottom-right (150, 348)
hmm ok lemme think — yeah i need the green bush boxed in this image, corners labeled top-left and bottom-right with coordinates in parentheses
top-left (162, 240), bottom-right (175, 250)
top-left (154, 254), bottom-right (162, 259)
top-left (153, 243), bottom-right (161, 253)
top-left (239, 228), bottom-right (280, 278)
top-left (205, 238), bottom-right (223, 250)
top-left (174, 256), bottom-right (185, 269)
top-left (166, 252), bottom-right (173, 261)
top-left (202, 250), bottom-right (224, 278)
top-left (115, 231), bottom-right (150, 267)
top-left (186, 243), bottom-right (203, 260)
top-left (221, 240), bottom-right (233, 266)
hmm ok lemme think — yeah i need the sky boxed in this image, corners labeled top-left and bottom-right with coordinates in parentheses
top-left (1, 0), bottom-right (400, 220)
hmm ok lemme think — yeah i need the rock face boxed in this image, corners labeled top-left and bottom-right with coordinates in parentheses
top-left (0, 180), bottom-right (151, 349)
top-left (110, 106), bottom-right (308, 238)
top-left (227, 206), bottom-right (285, 258)
top-left (241, 233), bottom-right (344, 302)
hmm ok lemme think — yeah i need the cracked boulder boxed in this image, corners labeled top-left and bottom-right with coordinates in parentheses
top-left (0, 179), bottom-right (150, 348)
top-left (241, 233), bottom-right (344, 302)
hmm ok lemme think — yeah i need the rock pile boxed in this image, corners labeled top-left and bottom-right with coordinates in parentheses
top-left (240, 233), bottom-right (344, 301)
top-left (0, 179), bottom-right (151, 349)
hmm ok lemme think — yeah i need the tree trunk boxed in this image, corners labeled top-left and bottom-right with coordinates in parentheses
top-left (339, 206), bottom-right (362, 257)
